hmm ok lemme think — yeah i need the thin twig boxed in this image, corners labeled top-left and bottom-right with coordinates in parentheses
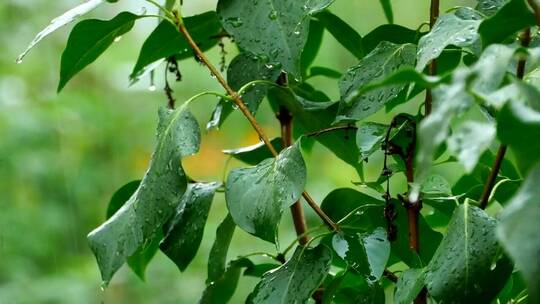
top-left (480, 28), bottom-right (531, 209)
top-left (175, 13), bottom-right (338, 231)
top-left (305, 125), bottom-right (358, 137)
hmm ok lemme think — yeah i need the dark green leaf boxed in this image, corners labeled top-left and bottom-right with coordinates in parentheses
top-left (337, 42), bottom-right (416, 122)
top-left (130, 12), bottom-right (222, 83)
top-left (58, 12), bottom-right (139, 91)
top-left (416, 13), bottom-right (480, 71)
top-left (200, 258), bottom-right (254, 304)
top-left (206, 99), bottom-right (234, 130)
top-left (225, 143), bottom-right (306, 243)
top-left (498, 163), bottom-right (540, 303)
top-left (223, 138), bottom-right (282, 166)
top-left (247, 245), bottom-right (331, 303)
top-left (207, 214), bottom-right (236, 283)
top-left (394, 268), bottom-right (426, 304)
top-left (362, 24), bottom-right (419, 54)
top-left (308, 66), bottom-right (342, 79)
top-left (160, 182), bottom-right (220, 272)
top-left (426, 203), bottom-right (513, 303)
top-left (316, 10), bottom-right (364, 59)
top-left (217, 0), bottom-right (334, 76)
top-left (320, 188), bottom-right (384, 227)
top-left (17, 0), bottom-right (109, 63)
top-left (243, 263), bottom-right (280, 278)
top-left (479, 0), bottom-right (536, 46)
top-left (497, 101), bottom-right (540, 174)
top-left (106, 180), bottom-right (141, 219)
top-left (301, 19), bottom-right (325, 74)
top-left (323, 271), bottom-right (385, 304)
top-left (87, 107), bottom-right (200, 283)
top-left (356, 122), bottom-right (388, 160)
top-left (378, 0), bottom-right (394, 23)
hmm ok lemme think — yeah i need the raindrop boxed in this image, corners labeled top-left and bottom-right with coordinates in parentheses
top-left (114, 36), bottom-right (122, 42)
top-left (148, 85), bottom-right (157, 92)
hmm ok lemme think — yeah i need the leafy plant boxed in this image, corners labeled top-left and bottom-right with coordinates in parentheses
top-left (18, 0), bottom-right (540, 303)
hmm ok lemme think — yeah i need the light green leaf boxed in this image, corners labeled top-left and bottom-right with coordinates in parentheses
top-left (356, 122), bottom-right (388, 160)
top-left (476, 0), bottom-right (509, 16)
top-left (58, 11), bottom-right (139, 91)
top-left (416, 13), bottom-right (480, 71)
top-left (17, 0), bottom-right (109, 63)
top-left (207, 214), bottom-right (236, 283)
top-left (160, 182), bottom-right (220, 272)
top-left (394, 268), bottom-right (426, 304)
top-left (247, 245), bottom-right (331, 303)
top-left (498, 164), bottom-right (540, 303)
top-left (426, 203), bottom-right (513, 303)
top-left (316, 10), bottom-right (364, 59)
top-left (421, 174), bottom-right (452, 196)
top-left (87, 106), bottom-right (200, 283)
top-left (337, 42), bottom-right (416, 122)
top-left (130, 12), bottom-right (222, 83)
top-left (479, 0), bottom-right (536, 46)
top-left (223, 138), bottom-right (282, 166)
top-left (225, 143), bottom-right (306, 243)
top-left (217, 0), bottom-right (334, 77)
top-left (447, 121), bottom-right (496, 173)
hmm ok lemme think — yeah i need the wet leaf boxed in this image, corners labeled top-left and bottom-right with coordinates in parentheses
top-left (323, 271), bottom-right (385, 304)
top-left (316, 10), bottom-right (364, 59)
top-left (479, 0), bottom-right (536, 46)
top-left (394, 268), bottom-right (426, 304)
top-left (223, 138), bottom-right (282, 166)
top-left (200, 258), bottom-right (254, 304)
top-left (476, 0), bottom-right (509, 16)
top-left (160, 182), bottom-right (220, 271)
top-left (247, 245), bottom-right (331, 303)
top-left (362, 24), bottom-right (419, 54)
top-left (207, 214), bottom-right (236, 283)
top-left (225, 143), bottom-right (306, 243)
top-left (447, 121), bottom-right (496, 173)
top-left (58, 12), bottom-right (139, 91)
top-left (87, 106), bottom-right (200, 283)
top-left (356, 122), bottom-right (388, 160)
top-left (498, 164), bottom-right (540, 304)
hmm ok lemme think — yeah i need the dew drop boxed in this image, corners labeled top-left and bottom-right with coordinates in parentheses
top-left (114, 36), bottom-right (122, 42)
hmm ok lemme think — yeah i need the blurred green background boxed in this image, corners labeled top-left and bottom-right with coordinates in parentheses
top-left (0, 1), bottom-right (473, 303)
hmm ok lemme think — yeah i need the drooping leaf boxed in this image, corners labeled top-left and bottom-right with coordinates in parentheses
top-left (106, 180), bottom-right (159, 281)
top-left (247, 245), bottom-right (331, 303)
top-left (308, 66), bottom-right (342, 79)
top-left (87, 106), bottom-right (200, 283)
top-left (200, 258), bottom-right (254, 304)
top-left (130, 12), bottom-right (222, 83)
top-left (394, 268), bottom-right (426, 304)
top-left (17, 0), bottom-right (109, 63)
top-left (58, 12), bottom-right (139, 91)
top-left (207, 99), bottom-right (234, 130)
top-left (447, 121), bottom-right (496, 173)
top-left (316, 10), bottom-right (364, 59)
top-left (337, 42), bottom-right (416, 122)
top-left (301, 19), bottom-right (325, 75)
top-left (378, 0), bottom-right (394, 23)
top-left (217, 0), bottom-right (334, 77)
top-left (207, 214), bottom-right (236, 283)
top-left (356, 122), bottom-right (388, 160)
top-left (160, 182), bottom-right (220, 272)
top-left (498, 164), bottom-right (540, 304)
top-left (223, 138), bottom-right (282, 166)
top-left (225, 143), bottom-right (306, 243)
top-left (332, 228), bottom-right (390, 282)
top-left (362, 24), bottom-right (419, 54)
top-left (416, 13), bottom-right (481, 71)
top-left (497, 101), bottom-right (540, 174)
top-left (479, 0), bottom-right (536, 46)
top-left (426, 203), bottom-right (513, 303)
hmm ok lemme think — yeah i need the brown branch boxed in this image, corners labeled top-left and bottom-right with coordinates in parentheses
top-left (479, 28), bottom-right (531, 209)
top-left (383, 269), bottom-right (399, 283)
top-left (305, 125), bottom-right (358, 137)
top-left (424, 0), bottom-right (440, 116)
top-left (175, 17), bottom-right (338, 231)
top-left (276, 73), bottom-right (309, 246)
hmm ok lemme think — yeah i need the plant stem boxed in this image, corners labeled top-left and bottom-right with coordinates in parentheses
top-left (527, 0), bottom-right (540, 25)
top-left (425, 0), bottom-right (439, 115)
top-left (176, 19), bottom-right (338, 231)
top-left (479, 28), bottom-right (531, 209)
top-left (276, 73), bottom-right (309, 246)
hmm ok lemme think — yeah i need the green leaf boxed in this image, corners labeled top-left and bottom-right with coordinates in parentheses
top-left (217, 0), bottom-right (334, 77)
top-left (200, 258), bottom-right (254, 303)
top-left (320, 188), bottom-right (384, 227)
top-left (394, 268), bottom-right (426, 304)
top-left (316, 10), bottom-right (364, 59)
top-left (479, 0), bottom-right (536, 46)
top-left (378, 0), bottom-right (394, 23)
top-left (160, 182), bottom-right (220, 272)
top-left (225, 143), bottom-right (306, 243)
top-left (227, 52), bottom-right (282, 113)
top-left (497, 101), bottom-right (540, 174)
top-left (447, 121), bottom-right (496, 173)
top-left (207, 99), bottom-right (234, 130)
top-left (476, 0), bottom-right (509, 16)
top-left (498, 165), bottom-right (540, 303)
top-left (416, 13), bottom-right (480, 71)
top-left (308, 66), bottom-right (342, 79)
top-left (426, 203), bottom-right (513, 303)
top-left (17, 0), bottom-right (110, 63)
top-left (323, 271), bottom-right (385, 304)
top-left (207, 214), bottom-right (236, 283)
top-left (87, 106), bottom-right (200, 283)
top-left (223, 138), bottom-right (282, 166)
top-left (247, 245), bottom-right (331, 303)
top-left (130, 12), bottom-right (222, 83)
top-left (333, 228), bottom-right (390, 282)
top-left (106, 180), bottom-right (159, 281)
top-left (337, 42), bottom-right (416, 122)
top-left (244, 263), bottom-right (280, 278)
top-left (362, 24), bottom-right (419, 54)
top-left (421, 174), bottom-right (452, 196)
top-left (356, 122), bottom-right (388, 160)
top-left (301, 19), bottom-right (325, 75)
top-left (58, 12), bottom-right (138, 91)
